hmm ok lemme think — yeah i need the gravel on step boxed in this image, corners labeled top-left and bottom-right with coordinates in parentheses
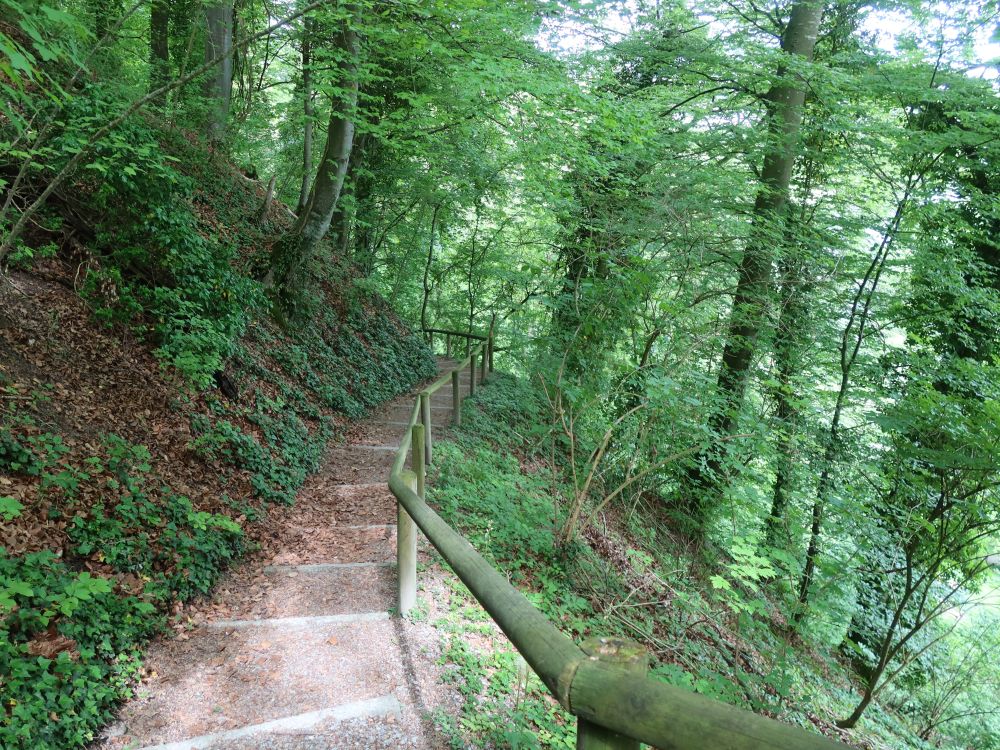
top-left (213, 564), bottom-right (397, 620)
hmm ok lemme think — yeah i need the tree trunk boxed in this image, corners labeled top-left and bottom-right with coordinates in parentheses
top-left (257, 174), bottom-right (276, 222)
top-left (330, 132), bottom-right (365, 256)
top-left (764, 265), bottom-right (809, 548)
top-left (796, 456), bottom-right (830, 604)
top-left (271, 8), bottom-right (359, 298)
top-left (421, 205), bottom-right (440, 332)
top-left (837, 689), bottom-right (874, 729)
top-left (796, 193), bottom-right (909, 612)
top-left (295, 15), bottom-right (314, 215)
top-left (203, 1), bottom-right (235, 143)
top-left (149, 0), bottom-right (170, 100)
top-left (348, 134), bottom-right (376, 272)
top-left (679, 0), bottom-right (823, 529)
top-left (836, 550), bottom-right (921, 728)
top-left (89, 0), bottom-right (112, 40)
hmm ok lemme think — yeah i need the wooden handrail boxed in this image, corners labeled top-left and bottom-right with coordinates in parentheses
top-left (388, 329), bottom-right (849, 750)
top-left (422, 326), bottom-right (488, 341)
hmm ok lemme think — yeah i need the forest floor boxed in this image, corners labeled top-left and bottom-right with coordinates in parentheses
top-left (91, 359), bottom-right (474, 749)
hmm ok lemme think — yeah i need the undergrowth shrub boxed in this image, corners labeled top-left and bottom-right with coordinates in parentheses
top-left (0, 548), bottom-right (163, 750)
top-left (0, 420), bottom-right (243, 747)
top-left (53, 84), bottom-right (263, 388)
top-left (187, 293), bottom-right (435, 509)
top-left (428, 375), bottom-right (778, 747)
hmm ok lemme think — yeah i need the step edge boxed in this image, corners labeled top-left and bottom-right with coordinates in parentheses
top-left (135, 693), bottom-right (402, 750)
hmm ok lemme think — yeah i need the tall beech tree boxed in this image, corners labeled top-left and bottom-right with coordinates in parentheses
top-left (680, 0), bottom-right (823, 529)
top-left (149, 0), bottom-right (170, 97)
top-left (203, 0), bottom-right (235, 142)
top-left (270, 5), bottom-right (360, 299)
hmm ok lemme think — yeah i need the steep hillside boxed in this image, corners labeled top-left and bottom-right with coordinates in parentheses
top-left (0, 129), bottom-right (435, 748)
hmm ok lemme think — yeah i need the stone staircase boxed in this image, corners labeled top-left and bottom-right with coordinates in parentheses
top-left (97, 359), bottom-right (471, 750)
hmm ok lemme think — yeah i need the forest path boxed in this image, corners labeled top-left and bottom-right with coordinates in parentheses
top-left (96, 359), bottom-right (471, 750)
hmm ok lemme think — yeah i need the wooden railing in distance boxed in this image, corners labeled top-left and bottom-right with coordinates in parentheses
top-left (423, 326), bottom-right (494, 371)
top-left (389, 327), bottom-right (849, 750)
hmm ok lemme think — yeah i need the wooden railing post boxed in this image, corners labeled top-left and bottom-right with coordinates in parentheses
top-left (576, 638), bottom-right (648, 750)
top-left (480, 345), bottom-right (487, 385)
top-left (446, 333), bottom-right (452, 358)
top-left (470, 350), bottom-right (477, 397)
top-left (412, 422), bottom-right (426, 499)
top-left (488, 315), bottom-right (496, 373)
top-left (420, 391), bottom-right (432, 466)
top-left (428, 330), bottom-right (434, 353)
top-left (452, 370), bottom-right (461, 426)
top-left (397, 469), bottom-right (418, 614)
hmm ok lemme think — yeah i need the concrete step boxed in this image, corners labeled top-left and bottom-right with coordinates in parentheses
top-left (322, 446), bottom-right (402, 484)
top-left (208, 711), bottom-right (423, 749)
top-left (265, 522), bottom-right (397, 566)
top-left (109, 619), bottom-right (409, 749)
top-left (137, 695), bottom-right (403, 750)
top-left (346, 422), bottom-right (409, 445)
top-left (221, 562), bottom-right (397, 620)
top-left (207, 612), bottom-right (390, 629)
top-left (333, 483), bottom-right (397, 524)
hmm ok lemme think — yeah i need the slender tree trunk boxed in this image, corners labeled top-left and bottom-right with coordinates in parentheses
top-left (796, 442), bottom-right (834, 606)
top-left (203, 1), bottom-right (235, 143)
top-left (837, 549), bottom-right (922, 728)
top-left (149, 0), bottom-right (170, 100)
top-left (680, 0), bottom-right (823, 529)
top-left (420, 205), bottom-right (440, 332)
top-left (257, 174), bottom-right (276, 222)
top-left (89, 0), bottom-right (112, 40)
top-left (89, 0), bottom-right (123, 67)
top-left (271, 7), bottom-right (359, 298)
top-left (331, 132), bottom-right (365, 255)
top-left (796, 194), bottom-right (909, 613)
top-left (839, 691), bottom-right (875, 729)
top-left (347, 133), bottom-right (377, 272)
top-left (764, 266), bottom-right (809, 547)
top-left (296, 16), bottom-right (314, 215)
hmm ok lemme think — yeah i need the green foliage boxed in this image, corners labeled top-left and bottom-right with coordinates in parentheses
top-left (185, 299), bottom-right (434, 507)
top-left (434, 625), bottom-right (575, 749)
top-left (430, 375), bottom-right (940, 745)
top-left (0, 426), bottom-right (247, 746)
top-left (428, 376), bottom-right (776, 745)
top-left (0, 0), bottom-right (88, 132)
top-left (53, 87), bottom-right (266, 388)
top-left (0, 549), bottom-right (162, 750)
top-left (0, 496), bottom-right (24, 521)
top-left (2, 0), bottom-right (998, 745)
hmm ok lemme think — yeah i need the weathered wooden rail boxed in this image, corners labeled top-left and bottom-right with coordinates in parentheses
top-left (389, 327), bottom-right (850, 750)
top-left (423, 326), bottom-right (493, 365)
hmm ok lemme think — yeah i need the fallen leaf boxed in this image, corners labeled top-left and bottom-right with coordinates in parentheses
top-left (27, 627), bottom-right (79, 660)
